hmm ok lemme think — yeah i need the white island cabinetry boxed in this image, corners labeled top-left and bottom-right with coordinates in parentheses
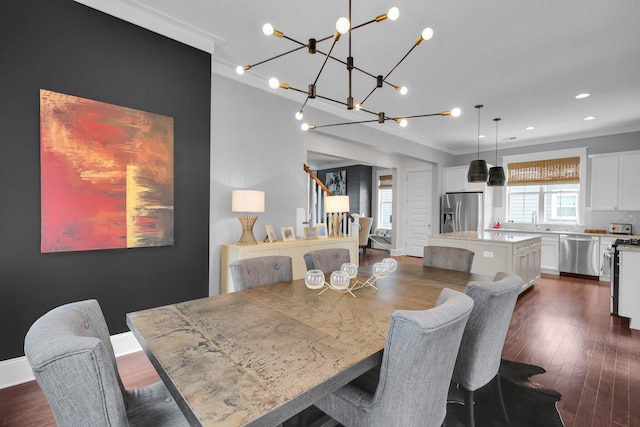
top-left (427, 231), bottom-right (542, 293)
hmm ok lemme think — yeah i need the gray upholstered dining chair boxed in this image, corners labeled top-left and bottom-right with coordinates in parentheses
top-left (229, 255), bottom-right (293, 291)
top-left (24, 299), bottom-right (189, 427)
top-left (314, 288), bottom-right (474, 427)
top-left (450, 271), bottom-right (523, 427)
top-left (303, 248), bottom-right (350, 274)
top-left (423, 245), bottom-right (475, 273)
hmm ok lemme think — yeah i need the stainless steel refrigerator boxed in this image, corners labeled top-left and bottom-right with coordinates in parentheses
top-left (440, 192), bottom-right (484, 233)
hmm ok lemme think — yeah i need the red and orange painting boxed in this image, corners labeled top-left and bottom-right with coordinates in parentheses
top-left (40, 89), bottom-right (174, 253)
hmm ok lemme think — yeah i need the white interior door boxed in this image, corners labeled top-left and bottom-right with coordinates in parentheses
top-left (405, 168), bottom-right (433, 257)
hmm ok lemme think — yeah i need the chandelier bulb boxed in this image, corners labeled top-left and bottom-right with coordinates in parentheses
top-left (397, 118), bottom-right (408, 127)
top-left (268, 78), bottom-right (280, 89)
top-left (355, 103), bottom-right (363, 110)
top-left (262, 23), bottom-right (274, 36)
top-left (396, 86), bottom-right (408, 95)
top-left (295, 111), bottom-right (304, 120)
top-left (388, 7), bottom-right (400, 21)
top-left (421, 27), bottom-right (434, 41)
top-left (451, 108), bottom-right (461, 117)
top-left (236, 65), bottom-right (250, 75)
top-left (336, 17), bottom-right (350, 34)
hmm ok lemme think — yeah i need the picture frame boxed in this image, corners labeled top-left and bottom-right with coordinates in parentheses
top-left (281, 226), bottom-right (296, 241)
top-left (315, 223), bottom-right (328, 239)
top-left (303, 227), bottom-right (318, 240)
top-left (265, 224), bottom-right (277, 242)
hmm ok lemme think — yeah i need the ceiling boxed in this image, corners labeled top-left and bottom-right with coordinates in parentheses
top-left (86, 0), bottom-right (640, 155)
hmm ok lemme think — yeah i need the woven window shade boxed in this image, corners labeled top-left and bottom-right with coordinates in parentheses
top-left (507, 156), bottom-right (580, 186)
top-left (379, 175), bottom-right (393, 189)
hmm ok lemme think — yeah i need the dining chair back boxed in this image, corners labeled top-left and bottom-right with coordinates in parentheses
top-left (24, 299), bottom-right (188, 427)
top-left (229, 255), bottom-right (293, 291)
top-left (451, 271), bottom-right (523, 427)
top-left (358, 217), bottom-right (374, 255)
top-left (314, 288), bottom-right (474, 427)
top-left (303, 248), bottom-right (350, 274)
top-left (423, 245), bottom-right (475, 273)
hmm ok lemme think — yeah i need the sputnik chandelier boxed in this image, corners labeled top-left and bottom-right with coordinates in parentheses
top-left (236, 0), bottom-right (461, 131)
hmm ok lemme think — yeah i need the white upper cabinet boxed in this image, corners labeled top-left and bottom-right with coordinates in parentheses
top-left (444, 165), bottom-right (486, 193)
top-left (591, 151), bottom-right (640, 210)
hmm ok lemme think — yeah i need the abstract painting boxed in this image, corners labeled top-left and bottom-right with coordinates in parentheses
top-left (40, 89), bottom-right (174, 253)
top-left (325, 170), bottom-right (346, 195)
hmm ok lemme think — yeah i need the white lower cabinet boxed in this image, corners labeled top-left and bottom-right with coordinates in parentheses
top-left (540, 235), bottom-right (559, 275)
top-left (619, 249), bottom-right (640, 330)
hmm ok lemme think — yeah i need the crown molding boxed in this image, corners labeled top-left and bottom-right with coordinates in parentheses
top-left (74, 0), bottom-right (219, 54)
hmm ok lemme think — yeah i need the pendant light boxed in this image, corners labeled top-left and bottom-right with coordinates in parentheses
top-left (487, 117), bottom-right (506, 186)
top-left (467, 104), bottom-right (488, 183)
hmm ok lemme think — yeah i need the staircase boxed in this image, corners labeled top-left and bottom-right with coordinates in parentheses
top-left (303, 164), bottom-right (356, 236)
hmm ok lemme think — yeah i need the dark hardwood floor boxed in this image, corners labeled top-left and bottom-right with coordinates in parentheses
top-left (2, 248), bottom-right (638, 427)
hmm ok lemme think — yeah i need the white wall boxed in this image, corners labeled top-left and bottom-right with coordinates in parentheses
top-left (209, 74), bottom-right (307, 296)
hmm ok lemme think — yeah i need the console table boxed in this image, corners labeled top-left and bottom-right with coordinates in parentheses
top-left (220, 236), bottom-right (358, 293)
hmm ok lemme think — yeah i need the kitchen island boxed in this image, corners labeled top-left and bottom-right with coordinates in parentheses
top-left (427, 231), bottom-right (542, 293)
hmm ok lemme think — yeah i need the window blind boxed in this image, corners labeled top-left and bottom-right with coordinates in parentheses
top-left (379, 175), bottom-right (393, 189)
top-left (507, 156), bottom-right (580, 186)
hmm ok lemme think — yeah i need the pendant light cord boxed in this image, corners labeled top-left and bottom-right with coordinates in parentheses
top-left (494, 118), bottom-right (501, 164)
top-left (475, 104), bottom-right (483, 160)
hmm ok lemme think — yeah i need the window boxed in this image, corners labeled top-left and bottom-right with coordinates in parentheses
top-left (503, 150), bottom-right (586, 225)
top-left (378, 188), bottom-right (393, 229)
top-left (507, 184), bottom-right (579, 224)
top-left (377, 174), bottom-right (392, 230)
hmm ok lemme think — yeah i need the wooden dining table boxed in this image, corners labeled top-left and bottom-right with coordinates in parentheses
top-left (126, 263), bottom-right (490, 427)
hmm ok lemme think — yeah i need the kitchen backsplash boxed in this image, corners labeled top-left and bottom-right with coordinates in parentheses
top-left (494, 209), bottom-right (640, 234)
top-left (586, 210), bottom-right (640, 233)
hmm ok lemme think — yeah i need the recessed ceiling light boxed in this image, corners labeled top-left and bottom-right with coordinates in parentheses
top-left (575, 93), bottom-right (591, 99)
top-left (584, 116), bottom-right (596, 121)
top-left (479, 134), bottom-right (486, 139)
top-left (525, 126), bottom-right (535, 131)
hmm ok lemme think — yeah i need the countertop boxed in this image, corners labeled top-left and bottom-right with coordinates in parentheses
top-left (429, 231), bottom-right (541, 244)
top-left (617, 244), bottom-right (640, 252)
top-left (486, 227), bottom-right (640, 240)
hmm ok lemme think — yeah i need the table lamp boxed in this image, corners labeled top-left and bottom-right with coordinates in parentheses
top-left (325, 195), bottom-right (349, 237)
top-left (232, 190), bottom-right (265, 245)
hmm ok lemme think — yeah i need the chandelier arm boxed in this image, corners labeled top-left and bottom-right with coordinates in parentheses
top-left (314, 94), bottom-right (349, 108)
top-left (312, 37), bottom-right (340, 87)
top-left (383, 42), bottom-right (420, 81)
top-left (388, 112), bottom-right (444, 120)
top-left (248, 45), bottom-right (306, 69)
top-left (314, 49), bottom-right (386, 82)
top-left (281, 34), bottom-right (307, 47)
top-left (310, 118), bottom-right (380, 129)
top-left (359, 87), bottom-right (377, 106)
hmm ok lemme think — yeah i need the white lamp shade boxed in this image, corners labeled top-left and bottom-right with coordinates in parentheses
top-left (325, 195), bottom-right (349, 213)
top-left (231, 190), bottom-right (265, 213)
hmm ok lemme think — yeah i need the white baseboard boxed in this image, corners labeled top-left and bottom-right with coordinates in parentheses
top-left (0, 331), bottom-right (142, 390)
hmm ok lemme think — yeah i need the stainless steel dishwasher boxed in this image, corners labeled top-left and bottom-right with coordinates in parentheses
top-left (559, 234), bottom-right (600, 276)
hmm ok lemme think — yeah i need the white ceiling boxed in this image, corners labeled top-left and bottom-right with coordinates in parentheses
top-left (83, 0), bottom-right (640, 155)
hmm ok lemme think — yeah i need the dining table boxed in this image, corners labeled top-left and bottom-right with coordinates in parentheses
top-left (126, 263), bottom-right (490, 427)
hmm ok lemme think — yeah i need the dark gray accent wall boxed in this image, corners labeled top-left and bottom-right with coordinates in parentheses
top-left (318, 165), bottom-right (373, 216)
top-left (0, 0), bottom-right (211, 359)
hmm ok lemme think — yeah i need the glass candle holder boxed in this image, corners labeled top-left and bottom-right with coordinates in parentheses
top-left (341, 262), bottom-right (358, 279)
top-left (330, 270), bottom-right (350, 290)
top-left (372, 262), bottom-right (389, 279)
top-left (382, 257), bottom-right (397, 272)
top-left (305, 269), bottom-right (325, 290)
